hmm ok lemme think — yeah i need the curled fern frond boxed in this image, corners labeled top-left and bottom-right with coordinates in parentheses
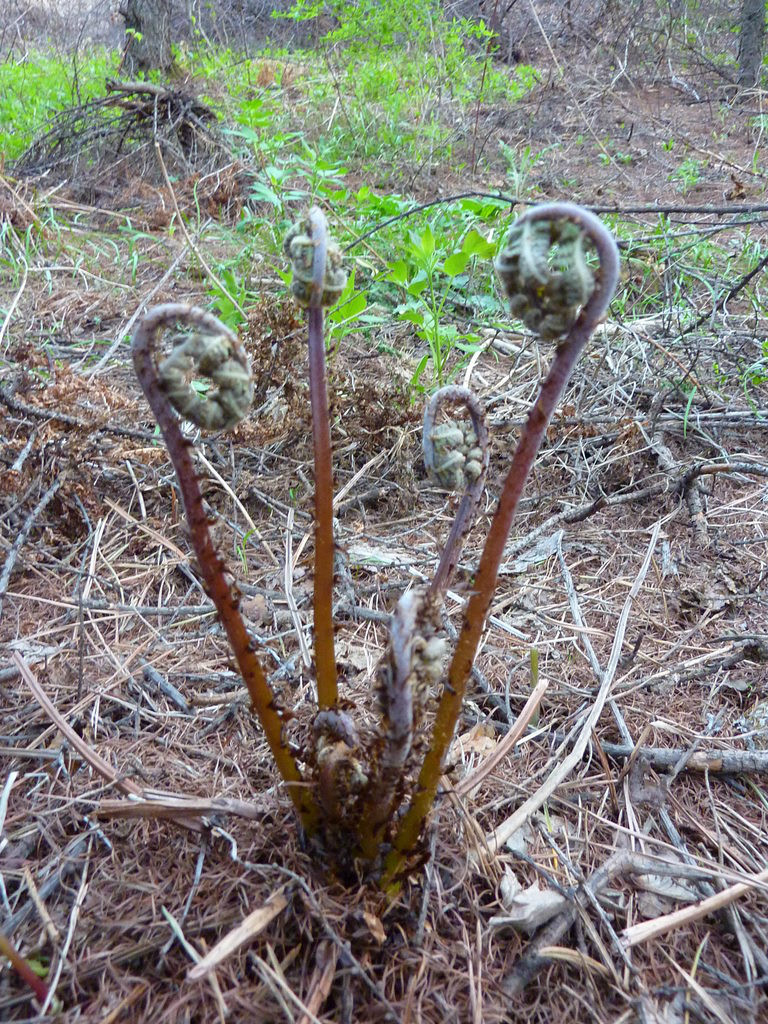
top-left (283, 207), bottom-right (340, 710)
top-left (132, 304), bottom-right (316, 831)
top-left (495, 215), bottom-right (596, 341)
top-left (313, 709), bottom-right (367, 825)
top-left (357, 586), bottom-right (446, 861)
top-left (423, 387), bottom-right (488, 492)
top-left (423, 386), bottom-right (490, 599)
top-left (158, 326), bottom-right (253, 430)
top-left (284, 216), bottom-right (347, 308)
top-left (383, 203), bottom-right (620, 886)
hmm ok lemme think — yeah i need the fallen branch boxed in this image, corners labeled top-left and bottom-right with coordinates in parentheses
top-left (495, 456), bottom-right (768, 574)
top-left (622, 867), bottom-right (768, 949)
top-left (503, 850), bottom-right (735, 998)
top-left (0, 381), bottom-right (155, 441)
top-left (592, 740), bottom-right (768, 776)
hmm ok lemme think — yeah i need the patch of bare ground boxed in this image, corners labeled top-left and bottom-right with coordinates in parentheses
top-left (2, 26), bottom-right (768, 1024)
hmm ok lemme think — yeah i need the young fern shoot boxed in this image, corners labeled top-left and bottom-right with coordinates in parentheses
top-left (131, 201), bottom-right (618, 887)
top-left (383, 202), bottom-right (619, 883)
top-left (423, 386), bottom-right (490, 600)
top-left (356, 386), bottom-right (489, 860)
top-left (283, 209), bottom-right (347, 710)
top-left (131, 304), bottom-right (318, 831)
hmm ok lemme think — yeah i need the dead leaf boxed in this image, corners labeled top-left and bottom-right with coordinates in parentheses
top-left (363, 911), bottom-right (386, 945)
top-left (241, 593), bottom-right (269, 623)
top-left (336, 639), bottom-right (372, 673)
top-left (503, 823), bottom-right (535, 858)
top-left (347, 541), bottom-right (412, 568)
top-left (491, 877), bottom-right (567, 935)
top-left (451, 722), bottom-right (497, 759)
top-left (635, 995), bottom-right (686, 1024)
top-left (726, 173), bottom-right (745, 200)
top-left (737, 699), bottom-right (768, 750)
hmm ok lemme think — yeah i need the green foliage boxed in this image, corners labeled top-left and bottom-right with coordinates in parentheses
top-left (209, 268), bottom-right (250, 330)
top-left (278, 0), bottom-right (537, 165)
top-left (0, 49), bottom-right (119, 159)
top-left (325, 269), bottom-right (371, 356)
top-left (4, 18), bottom-right (763, 410)
top-left (386, 221), bottom-right (496, 391)
top-left (498, 141), bottom-right (553, 198)
top-left (237, 528), bottom-right (257, 573)
top-left (742, 338), bottom-right (768, 400)
top-left (669, 157), bottom-right (704, 193)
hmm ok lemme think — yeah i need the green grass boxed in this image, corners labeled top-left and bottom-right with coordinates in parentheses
top-left (2, 12), bottom-right (766, 401)
top-left (0, 48), bottom-right (121, 160)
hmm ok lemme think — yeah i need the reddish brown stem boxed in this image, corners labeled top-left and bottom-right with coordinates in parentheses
top-left (384, 203), bottom-right (619, 881)
top-left (306, 207), bottom-right (338, 710)
top-left (0, 930), bottom-right (49, 1004)
top-left (132, 304), bottom-right (317, 831)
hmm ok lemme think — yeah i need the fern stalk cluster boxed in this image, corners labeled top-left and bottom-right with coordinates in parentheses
top-left (132, 202), bottom-right (619, 884)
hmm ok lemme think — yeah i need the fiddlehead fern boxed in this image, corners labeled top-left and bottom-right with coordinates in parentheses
top-left (383, 203), bottom-right (620, 883)
top-left (156, 326), bottom-right (253, 430)
top-left (356, 587), bottom-right (446, 860)
top-left (423, 385), bottom-right (489, 600)
top-left (495, 216), bottom-right (595, 340)
top-left (130, 203), bottom-right (618, 887)
top-left (284, 216), bottom-right (347, 309)
top-left (284, 208), bottom-right (348, 711)
top-left (132, 303), bottom-right (318, 831)
top-left (357, 389), bottom-right (488, 861)
top-left (312, 709), bottom-right (368, 825)
top-left (284, 208), bottom-right (369, 852)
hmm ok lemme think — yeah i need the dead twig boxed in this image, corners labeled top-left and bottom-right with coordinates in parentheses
top-left (503, 849), bottom-right (740, 998)
top-left (0, 473), bottom-right (66, 616)
top-left (588, 739), bottom-right (768, 776)
top-left (623, 867), bottom-right (768, 949)
top-left (487, 520), bottom-right (662, 853)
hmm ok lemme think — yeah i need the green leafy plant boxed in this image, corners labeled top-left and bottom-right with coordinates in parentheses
top-left (387, 222), bottom-right (496, 390)
top-left (276, 0), bottom-right (535, 167)
top-left (209, 268), bottom-right (250, 330)
top-left (0, 930), bottom-right (50, 1008)
top-left (131, 202), bottom-right (619, 886)
top-left (325, 269), bottom-right (368, 356)
top-left (742, 338), bottom-right (768, 406)
top-left (236, 528), bottom-right (257, 573)
top-left (498, 141), bottom-right (552, 198)
top-left (670, 156), bottom-right (704, 193)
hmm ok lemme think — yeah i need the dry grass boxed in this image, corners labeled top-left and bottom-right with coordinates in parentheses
top-left (2, 22), bottom-right (768, 1021)
top-left (2, 284), bottom-right (767, 1021)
